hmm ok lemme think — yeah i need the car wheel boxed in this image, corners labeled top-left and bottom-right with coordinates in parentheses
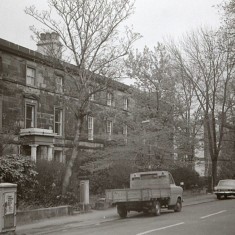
top-left (217, 194), bottom-right (222, 200)
top-left (152, 201), bottom-right (161, 216)
top-left (174, 198), bottom-right (182, 212)
top-left (117, 205), bottom-right (127, 218)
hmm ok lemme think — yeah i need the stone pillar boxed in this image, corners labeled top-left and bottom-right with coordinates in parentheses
top-left (47, 145), bottom-right (54, 161)
top-left (29, 144), bottom-right (38, 162)
top-left (80, 180), bottom-right (89, 211)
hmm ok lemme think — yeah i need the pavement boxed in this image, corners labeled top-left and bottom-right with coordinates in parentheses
top-left (15, 192), bottom-right (216, 235)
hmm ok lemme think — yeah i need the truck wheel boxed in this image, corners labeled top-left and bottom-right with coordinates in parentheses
top-left (174, 198), bottom-right (182, 212)
top-left (217, 194), bottom-right (221, 200)
top-left (117, 205), bottom-right (127, 218)
top-left (143, 209), bottom-right (149, 214)
top-left (153, 201), bottom-right (161, 216)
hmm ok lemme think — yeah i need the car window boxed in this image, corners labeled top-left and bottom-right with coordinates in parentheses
top-left (218, 180), bottom-right (235, 186)
top-left (169, 173), bottom-right (175, 184)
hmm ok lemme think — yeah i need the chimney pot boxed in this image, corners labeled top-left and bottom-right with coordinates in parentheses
top-left (37, 32), bottom-right (62, 59)
top-left (40, 33), bottom-right (46, 40)
top-left (45, 32), bottom-right (51, 40)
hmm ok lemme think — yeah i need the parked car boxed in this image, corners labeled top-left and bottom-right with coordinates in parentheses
top-left (214, 179), bottom-right (235, 199)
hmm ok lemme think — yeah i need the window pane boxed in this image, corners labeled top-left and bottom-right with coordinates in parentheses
top-left (26, 105), bottom-right (35, 128)
top-left (55, 76), bottom-right (63, 92)
top-left (55, 123), bottom-right (60, 134)
top-left (107, 93), bottom-right (112, 106)
top-left (26, 106), bottom-right (32, 119)
top-left (89, 88), bottom-right (94, 101)
top-left (88, 116), bottom-right (93, 127)
top-left (55, 110), bottom-right (60, 122)
top-left (26, 67), bottom-right (35, 86)
top-left (54, 108), bottom-right (62, 135)
top-left (107, 121), bottom-right (112, 133)
top-left (26, 120), bottom-right (31, 128)
top-left (123, 125), bottom-right (127, 135)
top-left (88, 116), bottom-right (93, 140)
top-left (124, 98), bottom-right (128, 110)
top-left (27, 67), bottom-right (35, 77)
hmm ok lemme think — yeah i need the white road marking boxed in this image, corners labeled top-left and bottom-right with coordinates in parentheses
top-left (200, 210), bottom-right (227, 219)
top-left (136, 222), bottom-right (185, 235)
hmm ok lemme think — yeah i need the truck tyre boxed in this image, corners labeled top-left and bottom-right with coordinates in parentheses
top-left (117, 205), bottom-right (127, 218)
top-left (152, 201), bottom-right (161, 216)
top-left (143, 209), bottom-right (148, 214)
top-left (217, 194), bottom-right (221, 200)
top-left (174, 198), bottom-right (182, 212)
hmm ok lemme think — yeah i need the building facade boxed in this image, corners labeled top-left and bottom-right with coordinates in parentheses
top-left (0, 37), bottom-right (132, 163)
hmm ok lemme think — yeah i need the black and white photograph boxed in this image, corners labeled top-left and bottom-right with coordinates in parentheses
top-left (0, 0), bottom-right (234, 234)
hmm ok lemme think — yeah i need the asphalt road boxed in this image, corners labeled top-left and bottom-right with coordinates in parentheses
top-left (19, 197), bottom-right (235, 235)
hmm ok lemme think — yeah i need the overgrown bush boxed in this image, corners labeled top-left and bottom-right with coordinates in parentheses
top-left (30, 160), bottom-right (78, 208)
top-left (170, 166), bottom-right (200, 189)
top-left (218, 161), bottom-right (235, 181)
top-left (0, 155), bottom-right (37, 205)
top-left (89, 169), bottom-right (110, 195)
top-left (89, 161), bottom-right (137, 195)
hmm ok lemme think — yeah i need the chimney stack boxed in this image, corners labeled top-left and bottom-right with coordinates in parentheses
top-left (37, 32), bottom-right (62, 59)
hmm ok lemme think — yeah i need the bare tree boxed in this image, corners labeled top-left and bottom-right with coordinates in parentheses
top-left (25, 0), bottom-right (140, 194)
top-left (168, 28), bottom-right (235, 189)
top-left (173, 65), bottom-right (203, 167)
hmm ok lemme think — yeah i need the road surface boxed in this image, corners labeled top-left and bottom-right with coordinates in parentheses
top-left (17, 197), bottom-right (235, 235)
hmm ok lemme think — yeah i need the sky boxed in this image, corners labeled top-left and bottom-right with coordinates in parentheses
top-left (0, 0), bottom-right (224, 51)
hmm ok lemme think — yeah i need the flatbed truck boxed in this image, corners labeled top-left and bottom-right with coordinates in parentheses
top-left (105, 171), bottom-right (183, 218)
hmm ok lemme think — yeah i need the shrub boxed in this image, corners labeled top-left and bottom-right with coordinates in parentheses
top-left (218, 161), bottom-right (235, 181)
top-left (170, 166), bottom-right (200, 189)
top-left (89, 161), bottom-right (137, 195)
top-left (0, 155), bottom-right (37, 206)
top-left (89, 169), bottom-right (110, 195)
top-left (31, 160), bottom-right (78, 207)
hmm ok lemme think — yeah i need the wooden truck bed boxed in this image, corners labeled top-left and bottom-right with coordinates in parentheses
top-left (105, 187), bottom-right (170, 203)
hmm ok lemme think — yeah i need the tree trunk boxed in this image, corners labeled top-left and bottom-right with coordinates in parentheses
top-left (0, 143), bottom-right (3, 156)
top-left (211, 158), bottom-right (218, 191)
top-left (62, 118), bottom-right (82, 195)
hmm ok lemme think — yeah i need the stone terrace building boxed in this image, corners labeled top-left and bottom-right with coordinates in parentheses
top-left (0, 37), bottom-right (132, 163)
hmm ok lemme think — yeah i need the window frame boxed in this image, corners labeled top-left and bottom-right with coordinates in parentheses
top-left (54, 108), bottom-right (63, 136)
top-left (55, 75), bottom-right (63, 93)
top-left (123, 124), bottom-right (128, 136)
top-left (123, 97), bottom-right (128, 110)
top-left (89, 87), bottom-right (95, 101)
top-left (107, 92), bottom-right (112, 106)
top-left (26, 66), bottom-right (36, 87)
top-left (25, 99), bottom-right (37, 128)
top-left (123, 124), bottom-right (128, 144)
top-left (169, 173), bottom-right (175, 184)
top-left (87, 116), bottom-right (94, 141)
top-left (106, 120), bottom-right (112, 140)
